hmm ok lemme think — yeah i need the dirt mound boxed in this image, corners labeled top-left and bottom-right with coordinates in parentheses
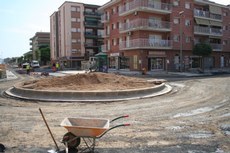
top-left (22, 72), bottom-right (155, 91)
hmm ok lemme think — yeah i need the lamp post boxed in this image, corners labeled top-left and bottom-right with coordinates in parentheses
top-left (179, 11), bottom-right (184, 72)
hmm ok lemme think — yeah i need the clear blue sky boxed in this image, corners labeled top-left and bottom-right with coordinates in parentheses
top-left (0, 0), bottom-right (229, 59)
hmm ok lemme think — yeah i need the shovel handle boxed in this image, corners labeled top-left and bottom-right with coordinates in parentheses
top-left (39, 108), bottom-right (59, 151)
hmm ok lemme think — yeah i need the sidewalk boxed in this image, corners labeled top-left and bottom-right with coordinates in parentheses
top-left (0, 70), bottom-right (18, 82)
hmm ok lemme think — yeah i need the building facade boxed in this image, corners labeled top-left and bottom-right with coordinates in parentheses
top-left (30, 32), bottom-right (50, 62)
top-left (50, 2), bottom-right (103, 69)
top-left (99, 0), bottom-right (230, 72)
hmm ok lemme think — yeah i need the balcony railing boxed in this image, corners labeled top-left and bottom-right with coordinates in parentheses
top-left (194, 26), bottom-right (222, 36)
top-left (120, 19), bottom-right (171, 32)
top-left (84, 11), bottom-right (101, 17)
top-left (101, 45), bottom-right (107, 52)
top-left (85, 42), bottom-right (100, 47)
top-left (210, 43), bottom-right (222, 51)
top-left (101, 14), bottom-right (110, 23)
top-left (194, 9), bottom-right (222, 21)
top-left (119, 0), bottom-right (172, 16)
top-left (101, 30), bottom-right (110, 38)
top-left (85, 32), bottom-right (97, 37)
top-left (85, 22), bottom-right (103, 28)
top-left (120, 38), bottom-right (172, 50)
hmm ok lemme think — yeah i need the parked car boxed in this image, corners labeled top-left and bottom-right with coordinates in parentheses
top-left (31, 60), bottom-right (40, 68)
top-left (22, 62), bottom-right (29, 68)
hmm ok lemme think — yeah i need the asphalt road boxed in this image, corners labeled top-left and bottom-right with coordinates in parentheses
top-left (0, 70), bottom-right (229, 153)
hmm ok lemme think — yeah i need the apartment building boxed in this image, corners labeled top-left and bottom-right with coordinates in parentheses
top-left (50, 1), bottom-right (103, 69)
top-left (30, 32), bottom-right (50, 62)
top-left (99, 0), bottom-right (230, 71)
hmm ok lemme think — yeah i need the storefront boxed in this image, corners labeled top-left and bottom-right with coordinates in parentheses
top-left (108, 53), bottom-right (120, 69)
top-left (148, 51), bottom-right (166, 71)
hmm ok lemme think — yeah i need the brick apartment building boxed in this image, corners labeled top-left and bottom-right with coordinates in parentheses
top-left (30, 32), bottom-right (50, 62)
top-left (99, 0), bottom-right (230, 72)
top-left (50, 1), bottom-right (103, 69)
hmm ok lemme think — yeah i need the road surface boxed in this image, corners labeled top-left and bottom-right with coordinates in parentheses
top-left (0, 71), bottom-right (229, 153)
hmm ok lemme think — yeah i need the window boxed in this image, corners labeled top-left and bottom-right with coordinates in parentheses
top-left (173, 35), bottom-right (179, 42)
top-left (223, 26), bottom-right (228, 30)
top-left (77, 18), bottom-right (81, 22)
top-left (71, 28), bottom-right (77, 32)
top-left (71, 18), bottom-right (76, 22)
top-left (223, 12), bottom-right (227, 16)
top-left (186, 36), bottom-right (191, 43)
top-left (72, 39), bottom-right (77, 43)
top-left (112, 23), bottom-right (116, 30)
top-left (77, 28), bottom-right (81, 32)
top-left (173, 1), bottom-right (179, 6)
top-left (76, 7), bottom-right (80, 12)
top-left (174, 18), bottom-right (179, 24)
top-left (85, 8), bottom-right (93, 12)
top-left (112, 7), bottom-right (116, 14)
top-left (185, 2), bottom-right (190, 9)
top-left (185, 19), bottom-right (191, 26)
top-left (72, 49), bottom-right (77, 53)
top-left (113, 39), bottom-right (116, 46)
top-left (71, 7), bottom-right (76, 11)
top-left (112, 39), bottom-right (117, 46)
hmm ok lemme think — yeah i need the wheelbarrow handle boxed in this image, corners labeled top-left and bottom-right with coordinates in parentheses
top-left (97, 123), bottom-right (130, 138)
top-left (110, 115), bottom-right (129, 123)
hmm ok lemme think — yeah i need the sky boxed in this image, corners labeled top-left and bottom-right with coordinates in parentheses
top-left (0, 0), bottom-right (229, 59)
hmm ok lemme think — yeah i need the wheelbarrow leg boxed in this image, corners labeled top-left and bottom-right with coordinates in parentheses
top-left (81, 138), bottom-right (96, 153)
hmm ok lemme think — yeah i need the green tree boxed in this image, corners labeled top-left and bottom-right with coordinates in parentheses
top-left (40, 46), bottom-right (50, 65)
top-left (193, 43), bottom-right (212, 57)
top-left (35, 49), bottom-right (40, 61)
top-left (193, 43), bottom-right (212, 70)
top-left (17, 56), bottom-right (24, 66)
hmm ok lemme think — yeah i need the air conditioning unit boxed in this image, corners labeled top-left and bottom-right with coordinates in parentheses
top-left (134, 11), bottom-right (138, 16)
top-left (127, 31), bottom-right (132, 35)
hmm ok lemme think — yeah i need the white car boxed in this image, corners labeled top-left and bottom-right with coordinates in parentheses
top-left (31, 60), bottom-right (40, 68)
top-left (22, 62), bottom-right (29, 68)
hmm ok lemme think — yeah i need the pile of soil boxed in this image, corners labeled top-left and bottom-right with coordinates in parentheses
top-left (22, 72), bottom-right (155, 91)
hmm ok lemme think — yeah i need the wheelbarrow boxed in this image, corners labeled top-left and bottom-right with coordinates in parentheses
top-left (60, 115), bottom-right (130, 153)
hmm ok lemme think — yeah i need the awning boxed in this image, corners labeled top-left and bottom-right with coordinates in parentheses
top-left (209, 20), bottom-right (222, 27)
top-left (209, 5), bottom-right (222, 15)
top-left (195, 18), bottom-right (210, 25)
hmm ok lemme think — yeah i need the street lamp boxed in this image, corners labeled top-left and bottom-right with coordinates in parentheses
top-left (179, 11), bottom-right (184, 72)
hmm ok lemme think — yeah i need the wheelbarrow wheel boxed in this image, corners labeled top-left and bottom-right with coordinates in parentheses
top-left (62, 132), bottom-right (81, 148)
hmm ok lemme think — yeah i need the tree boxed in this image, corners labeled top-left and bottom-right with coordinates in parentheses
top-left (192, 43), bottom-right (212, 70)
top-left (193, 43), bottom-right (212, 57)
top-left (40, 46), bottom-right (50, 65)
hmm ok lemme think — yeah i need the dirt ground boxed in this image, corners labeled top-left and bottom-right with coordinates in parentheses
top-left (0, 72), bottom-right (229, 153)
top-left (21, 72), bottom-right (155, 90)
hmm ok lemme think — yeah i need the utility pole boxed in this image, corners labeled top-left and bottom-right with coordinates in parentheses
top-left (179, 11), bottom-right (184, 72)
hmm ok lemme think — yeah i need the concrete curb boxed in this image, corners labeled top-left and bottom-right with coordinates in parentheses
top-left (4, 82), bottom-right (172, 102)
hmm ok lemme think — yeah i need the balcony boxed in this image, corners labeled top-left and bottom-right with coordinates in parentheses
top-left (194, 9), bottom-right (222, 21)
top-left (120, 19), bottom-right (171, 33)
top-left (120, 38), bottom-right (172, 50)
top-left (210, 43), bottom-right (222, 51)
top-left (101, 30), bottom-right (110, 38)
top-left (85, 42), bottom-right (100, 48)
top-left (85, 22), bottom-right (103, 28)
top-left (101, 45), bottom-right (107, 52)
top-left (101, 14), bottom-right (110, 23)
top-left (85, 32), bottom-right (97, 38)
top-left (84, 11), bottom-right (101, 18)
top-left (119, 0), bottom-right (172, 16)
top-left (194, 26), bottom-right (222, 36)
